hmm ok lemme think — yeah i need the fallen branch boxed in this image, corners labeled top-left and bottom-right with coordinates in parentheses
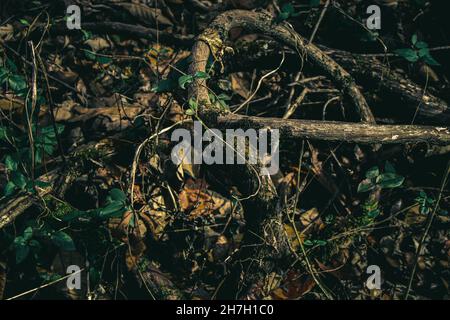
top-left (216, 114), bottom-right (450, 146)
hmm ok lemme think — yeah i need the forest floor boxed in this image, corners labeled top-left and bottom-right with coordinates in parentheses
top-left (0, 0), bottom-right (449, 300)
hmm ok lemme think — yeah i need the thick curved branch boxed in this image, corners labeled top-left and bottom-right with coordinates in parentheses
top-left (189, 9), bottom-right (375, 123)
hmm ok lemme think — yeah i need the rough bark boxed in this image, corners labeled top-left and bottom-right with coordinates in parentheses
top-left (217, 114), bottom-right (450, 146)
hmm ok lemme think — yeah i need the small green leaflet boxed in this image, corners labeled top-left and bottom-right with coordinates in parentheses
top-left (51, 231), bottom-right (76, 251)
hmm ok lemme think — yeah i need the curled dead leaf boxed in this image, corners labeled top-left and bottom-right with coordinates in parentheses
top-left (85, 37), bottom-right (111, 52)
top-left (178, 179), bottom-right (233, 219)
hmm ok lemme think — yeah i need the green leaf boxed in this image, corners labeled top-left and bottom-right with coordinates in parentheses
top-left (23, 227), bottom-right (33, 241)
top-left (19, 19), bottom-right (30, 26)
top-left (96, 55), bottom-right (113, 65)
top-left (418, 47), bottom-right (430, 58)
top-left (377, 173), bottom-right (404, 189)
top-left (8, 74), bottom-right (27, 94)
top-left (384, 161), bottom-right (396, 174)
top-left (194, 71), bottom-right (210, 80)
top-left (363, 199), bottom-right (378, 212)
top-left (151, 78), bottom-right (176, 93)
top-left (0, 126), bottom-right (8, 141)
top-left (185, 109), bottom-right (195, 116)
top-left (395, 48), bottom-right (419, 63)
top-left (217, 93), bottom-right (231, 101)
top-left (415, 41), bottom-right (428, 49)
top-left (6, 58), bottom-right (18, 73)
top-left (51, 231), bottom-right (76, 251)
top-left (357, 179), bottom-right (376, 193)
top-left (281, 3), bottom-right (295, 14)
top-left (178, 74), bottom-right (193, 89)
top-left (41, 124), bottom-right (64, 138)
top-left (81, 29), bottom-right (93, 41)
top-left (4, 181), bottom-right (16, 196)
top-left (276, 11), bottom-right (290, 22)
top-left (4, 154), bottom-right (18, 171)
top-left (43, 143), bottom-right (55, 155)
top-left (315, 240), bottom-right (327, 246)
top-left (0, 67), bottom-right (8, 84)
top-left (304, 239), bottom-right (327, 247)
top-left (367, 209), bottom-right (380, 218)
top-left (365, 166), bottom-right (379, 179)
top-left (411, 34), bottom-right (418, 45)
top-left (11, 171), bottom-right (27, 189)
top-left (15, 243), bottom-right (30, 264)
top-left (61, 210), bottom-right (87, 222)
top-left (423, 54), bottom-right (440, 66)
top-left (97, 201), bottom-right (126, 219)
top-left (188, 98), bottom-right (198, 111)
top-left (89, 266), bottom-right (101, 287)
top-left (84, 50), bottom-right (97, 61)
top-left (108, 188), bottom-right (127, 203)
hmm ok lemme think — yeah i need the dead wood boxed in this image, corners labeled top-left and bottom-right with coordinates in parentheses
top-left (216, 114), bottom-right (450, 146)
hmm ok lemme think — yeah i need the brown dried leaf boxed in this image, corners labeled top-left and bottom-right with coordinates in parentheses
top-left (230, 73), bottom-right (250, 99)
top-left (0, 24), bottom-right (14, 41)
top-left (179, 179), bottom-right (232, 219)
top-left (270, 271), bottom-right (316, 300)
top-left (139, 189), bottom-right (170, 240)
top-left (284, 223), bottom-right (305, 251)
top-left (300, 207), bottom-right (325, 230)
top-left (85, 37), bottom-right (111, 52)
